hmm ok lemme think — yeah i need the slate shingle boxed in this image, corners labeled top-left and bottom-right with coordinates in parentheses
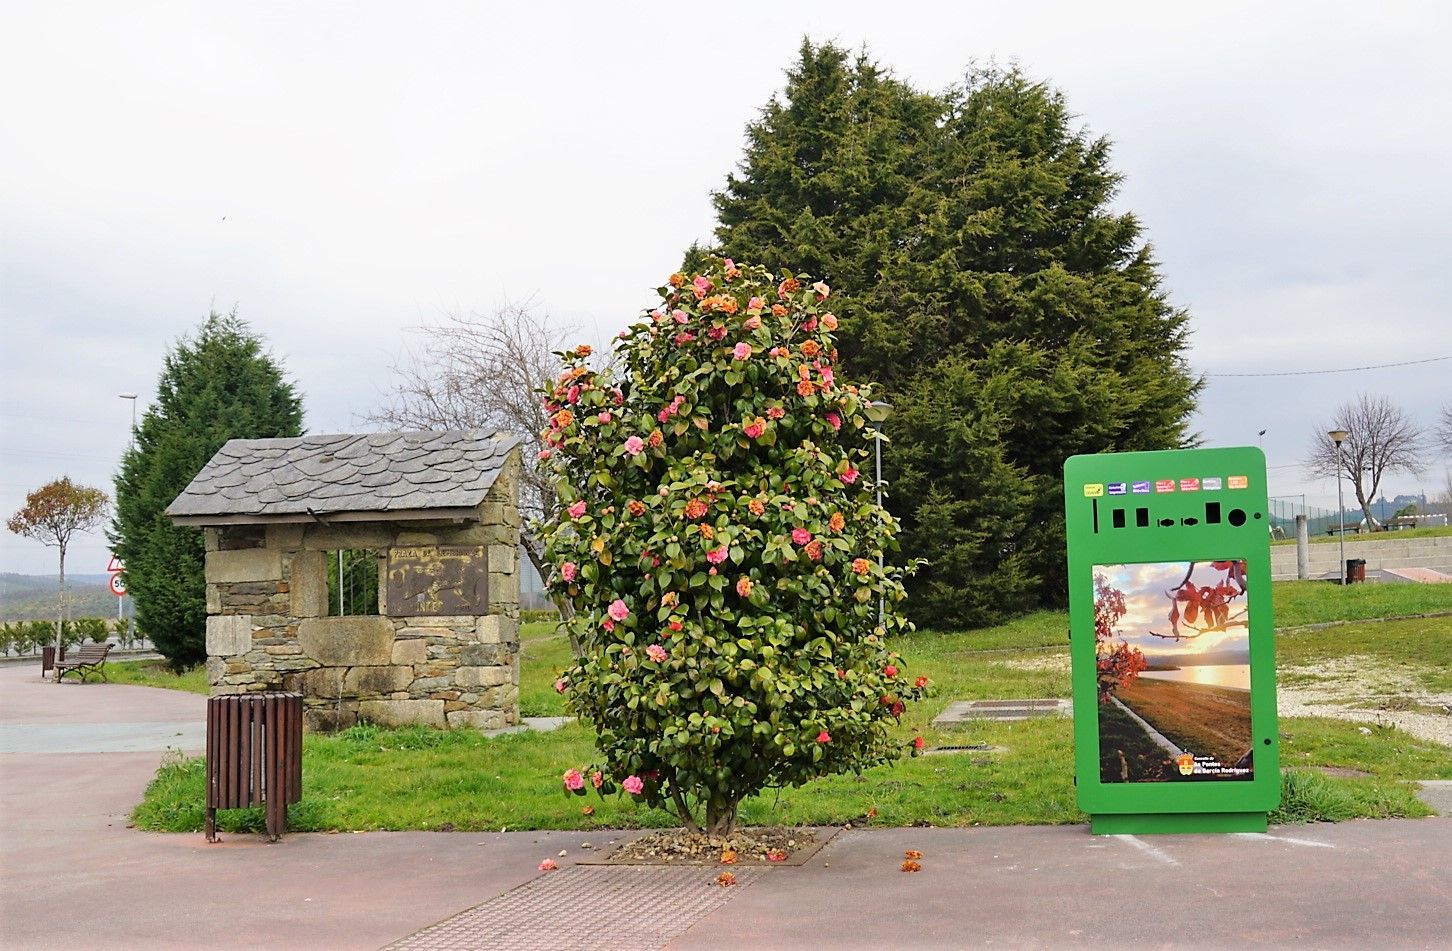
top-left (166, 429), bottom-right (521, 522)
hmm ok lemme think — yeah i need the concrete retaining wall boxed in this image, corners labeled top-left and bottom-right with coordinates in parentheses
top-left (1271, 534), bottom-right (1452, 581)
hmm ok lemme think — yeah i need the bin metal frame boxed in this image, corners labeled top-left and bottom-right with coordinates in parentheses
top-left (205, 692), bottom-right (303, 842)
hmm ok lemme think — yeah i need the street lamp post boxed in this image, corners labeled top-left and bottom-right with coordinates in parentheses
top-left (118, 393), bottom-right (139, 641)
top-left (866, 401), bottom-right (893, 630)
top-left (1329, 429), bottom-right (1349, 584)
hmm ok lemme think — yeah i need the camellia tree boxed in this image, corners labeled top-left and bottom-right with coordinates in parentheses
top-left (538, 260), bottom-right (928, 836)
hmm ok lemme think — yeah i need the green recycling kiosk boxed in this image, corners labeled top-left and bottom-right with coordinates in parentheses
top-left (1064, 447), bottom-right (1279, 834)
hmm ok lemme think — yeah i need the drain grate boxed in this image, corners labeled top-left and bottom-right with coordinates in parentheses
top-left (933, 698), bottom-right (1071, 727)
top-left (387, 865), bottom-right (763, 951)
top-left (922, 743), bottom-right (1004, 757)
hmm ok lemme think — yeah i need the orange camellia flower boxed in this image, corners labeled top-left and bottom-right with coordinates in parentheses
top-left (627, 499), bottom-right (646, 517)
top-left (778, 277), bottom-right (801, 297)
top-left (805, 540), bottom-right (824, 561)
top-left (821, 313), bottom-right (838, 331)
top-left (684, 498), bottom-right (709, 520)
top-left (716, 871), bottom-right (736, 887)
top-left (720, 849), bottom-right (737, 865)
top-left (801, 340), bottom-right (821, 358)
top-left (552, 409), bottom-right (575, 428)
top-left (771, 303), bottom-right (788, 317)
top-left (648, 428), bottom-right (663, 448)
top-left (829, 512), bottom-right (846, 532)
top-left (575, 344), bottom-right (593, 358)
top-left (901, 860), bottom-right (921, 873)
top-left (904, 850), bottom-right (923, 860)
top-left (662, 591), bottom-right (679, 607)
top-left (669, 272), bottom-right (685, 287)
top-left (718, 296), bottom-right (738, 315)
top-left (748, 498), bottom-right (765, 516)
top-left (797, 380), bottom-right (816, 397)
top-left (852, 558), bottom-right (871, 575)
top-left (766, 406), bottom-right (785, 420)
top-left (736, 576), bottom-right (753, 597)
top-left (699, 523), bottom-right (715, 540)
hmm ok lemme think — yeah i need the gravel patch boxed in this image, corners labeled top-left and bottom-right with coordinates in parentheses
top-left (1278, 655), bottom-right (1452, 747)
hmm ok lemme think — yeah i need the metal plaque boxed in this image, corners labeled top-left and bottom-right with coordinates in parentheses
top-left (384, 545), bottom-right (489, 616)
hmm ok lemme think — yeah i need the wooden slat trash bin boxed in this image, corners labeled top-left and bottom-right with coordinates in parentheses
top-left (205, 692), bottom-right (303, 843)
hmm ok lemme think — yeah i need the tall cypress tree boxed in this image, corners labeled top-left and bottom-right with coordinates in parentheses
top-left (712, 43), bottom-right (1200, 628)
top-left (112, 311), bottom-right (304, 668)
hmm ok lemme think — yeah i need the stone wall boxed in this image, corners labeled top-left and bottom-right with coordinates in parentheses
top-left (203, 454), bottom-right (522, 733)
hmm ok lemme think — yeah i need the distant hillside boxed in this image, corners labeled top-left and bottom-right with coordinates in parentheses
top-left (0, 573), bottom-right (117, 621)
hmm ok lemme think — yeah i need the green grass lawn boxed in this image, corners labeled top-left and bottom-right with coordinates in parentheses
top-left (133, 595), bottom-right (1452, 834)
top-left (1272, 524), bottom-right (1452, 546)
top-left (105, 659), bottom-right (210, 694)
top-left (1272, 580), bottom-right (1452, 628)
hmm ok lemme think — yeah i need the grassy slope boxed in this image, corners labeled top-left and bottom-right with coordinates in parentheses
top-left (1272, 525), bottom-right (1452, 546)
top-left (105, 660), bottom-right (210, 695)
top-left (1273, 581), bottom-right (1452, 628)
top-left (134, 593), bottom-right (1452, 833)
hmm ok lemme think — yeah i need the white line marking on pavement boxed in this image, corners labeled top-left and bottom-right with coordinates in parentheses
top-left (1232, 833), bottom-right (1335, 848)
top-left (1111, 834), bottom-right (1180, 865)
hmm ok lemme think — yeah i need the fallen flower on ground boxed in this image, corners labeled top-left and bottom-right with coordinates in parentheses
top-left (538, 859), bottom-right (559, 871)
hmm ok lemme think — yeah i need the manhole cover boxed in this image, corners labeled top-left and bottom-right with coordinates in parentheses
top-left (922, 743), bottom-right (1006, 757)
top-left (933, 699), bottom-right (1071, 727)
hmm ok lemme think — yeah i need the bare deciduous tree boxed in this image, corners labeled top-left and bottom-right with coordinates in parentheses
top-left (1435, 403), bottom-right (1452, 456)
top-left (1304, 393), bottom-right (1424, 530)
top-left (371, 300), bottom-right (591, 649)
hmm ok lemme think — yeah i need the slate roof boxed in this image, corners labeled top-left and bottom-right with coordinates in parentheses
top-left (167, 429), bottom-right (521, 523)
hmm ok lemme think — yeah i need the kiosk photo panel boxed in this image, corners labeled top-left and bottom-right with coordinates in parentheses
top-left (1094, 560), bottom-right (1252, 784)
top-left (1064, 446), bottom-right (1279, 834)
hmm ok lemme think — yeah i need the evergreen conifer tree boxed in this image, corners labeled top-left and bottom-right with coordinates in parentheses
top-left (712, 43), bottom-right (1200, 627)
top-left (112, 311), bottom-right (303, 668)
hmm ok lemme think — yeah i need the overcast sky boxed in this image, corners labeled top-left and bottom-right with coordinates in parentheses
top-left (3, 1), bottom-right (1449, 577)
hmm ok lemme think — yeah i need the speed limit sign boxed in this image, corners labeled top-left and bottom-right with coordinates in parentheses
top-left (110, 573), bottom-right (127, 596)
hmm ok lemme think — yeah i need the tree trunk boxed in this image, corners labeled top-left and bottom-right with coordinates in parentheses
top-left (1351, 479), bottom-right (1378, 532)
top-left (705, 798), bottom-right (739, 837)
top-left (54, 542), bottom-right (67, 661)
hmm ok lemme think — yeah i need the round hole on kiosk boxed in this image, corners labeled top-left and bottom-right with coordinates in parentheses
top-left (1228, 508), bottom-right (1247, 526)
top-left (1254, 511), bottom-right (1262, 519)
top-left (1263, 738), bottom-right (1272, 746)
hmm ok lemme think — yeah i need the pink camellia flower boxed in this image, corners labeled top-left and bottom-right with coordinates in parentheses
top-left (913, 736), bottom-right (925, 751)
top-left (539, 858), bottom-right (559, 871)
top-left (537, 449), bottom-right (552, 460)
top-left (840, 467), bottom-right (860, 485)
top-left (608, 599), bottom-right (630, 622)
top-left (668, 620), bottom-right (683, 632)
top-left (561, 562), bottom-right (577, 582)
top-left (567, 384), bottom-right (582, 404)
top-left (568, 501), bottom-right (587, 519)
top-left (693, 275), bottom-right (713, 294)
top-left (554, 678), bottom-right (569, 694)
top-left (673, 309), bottom-right (689, 324)
top-left (836, 668), bottom-right (847, 679)
top-left (801, 317), bottom-right (817, 333)
top-left (791, 527), bottom-right (812, 546)
top-left (825, 412), bottom-right (842, 431)
top-left (708, 325), bottom-right (727, 341)
top-left (822, 312), bottom-right (838, 330)
top-left (733, 342), bottom-right (752, 361)
top-left (743, 418), bottom-right (766, 439)
top-left (591, 770), bottom-right (604, 789)
top-left (646, 644), bottom-right (668, 663)
top-left (722, 258), bottom-right (735, 271)
top-left (820, 367), bottom-right (835, 388)
top-left (706, 546), bottom-right (729, 565)
top-left (602, 618), bottom-right (615, 632)
top-left (650, 309), bottom-right (665, 322)
top-left (563, 769), bottom-right (585, 791)
top-left (673, 331), bottom-right (695, 346)
top-left (597, 411), bottom-right (612, 424)
top-left (817, 730), bottom-right (831, 744)
top-left (813, 281), bottom-right (830, 299)
top-left (884, 664), bottom-right (899, 678)
top-left (624, 435), bottom-right (645, 456)
top-left (747, 296), bottom-right (765, 311)
top-left (743, 315), bottom-right (761, 331)
top-left (622, 775), bottom-right (645, 795)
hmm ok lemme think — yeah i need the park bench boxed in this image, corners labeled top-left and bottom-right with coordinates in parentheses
top-left (53, 643), bottom-right (112, 684)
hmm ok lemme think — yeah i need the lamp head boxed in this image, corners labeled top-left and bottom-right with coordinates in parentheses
top-left (118, 393), bottom-right (137, 400)
top-left (865, 400), bottom-right (894, 423)
top-left (1328, 429), bottom-right (1349, 447)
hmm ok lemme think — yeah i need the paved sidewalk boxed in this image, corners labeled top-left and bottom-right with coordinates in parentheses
top-left (3, 663), bottom-right (1450, 949)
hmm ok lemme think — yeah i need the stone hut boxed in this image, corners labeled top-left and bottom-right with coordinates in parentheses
top-left (168, 429), bottom-right (523, 733)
